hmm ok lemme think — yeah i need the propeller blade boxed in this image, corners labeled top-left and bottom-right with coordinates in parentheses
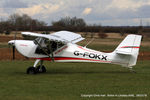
top-left (12, 46), bottom-right (15, 60)
top-left (8, 32), bottom-right (17, 60)
top-left (8, 41), bottom-right (15, 60)
top-left (12, 32), bottom-right (17, 60)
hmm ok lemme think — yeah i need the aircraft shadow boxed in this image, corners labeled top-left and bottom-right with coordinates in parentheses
top-left (14, 69), bottom-right (133, 75)
top-left (46, 69), bottom-right (132, 75)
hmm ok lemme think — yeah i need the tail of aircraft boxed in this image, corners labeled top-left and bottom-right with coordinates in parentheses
top-left (112, 34), bottom-right (142, 68)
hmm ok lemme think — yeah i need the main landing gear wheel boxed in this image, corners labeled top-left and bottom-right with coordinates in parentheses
top-left (27, 60), bottom-right (47, 74)
top-left (36, 65), bottom-right (46, 73)
top-left (27, 67), bottom-right (37, 74)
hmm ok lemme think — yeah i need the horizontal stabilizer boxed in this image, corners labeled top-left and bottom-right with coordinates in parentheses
top-left (116, 51), bottom-right (133, 55)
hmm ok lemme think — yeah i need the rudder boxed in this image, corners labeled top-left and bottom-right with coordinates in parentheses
top-left (112, 34), bottom-right (142, 67)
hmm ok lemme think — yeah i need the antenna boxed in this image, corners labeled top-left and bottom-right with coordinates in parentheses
top-left (140, 19), bottom-right (143, 26)
top-left (84, 38), bottom-right (95, 48)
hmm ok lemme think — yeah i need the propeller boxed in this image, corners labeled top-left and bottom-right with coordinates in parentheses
top-left (12, 33), bottom-right (16, 60)
top-left (8, 32), bottom-right (17, 60)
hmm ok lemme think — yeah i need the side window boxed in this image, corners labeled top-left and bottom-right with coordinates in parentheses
top-left (50, 41), bottom-right (57, 52)
top-left (49, 41), bottom-right (65, 52)
top-left (57, 42), bottom-right (65, 48)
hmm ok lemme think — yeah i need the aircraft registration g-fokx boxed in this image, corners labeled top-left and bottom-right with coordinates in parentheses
top-left (8, 31), bottom-right (142, 74)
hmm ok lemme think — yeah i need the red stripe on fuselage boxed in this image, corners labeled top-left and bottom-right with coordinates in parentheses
top-left (120, 46), bottom-right (140, 48)
top-left (78, 46), bottom-right (100, 53)
top-left (33, 57), bottom-right (111, 63)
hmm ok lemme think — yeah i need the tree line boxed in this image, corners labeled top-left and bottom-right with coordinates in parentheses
top-left (0, 13), bottom-right (150, 35)
top-left (0, 14), bottom-right (47, 34)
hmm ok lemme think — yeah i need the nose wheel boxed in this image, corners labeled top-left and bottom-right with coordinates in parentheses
top-left (26, 59), bottom-right (46, 74)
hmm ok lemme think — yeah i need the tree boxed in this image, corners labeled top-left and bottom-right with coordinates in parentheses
top-left (0, 21), bottom-right (12, 34)
top-left (52, 17), bottom-right (86, 31)
top-left (8, 13), bottom-right (47, 31)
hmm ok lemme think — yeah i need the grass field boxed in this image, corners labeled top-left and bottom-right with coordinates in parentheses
top-left (0, 33), bottom-right (150, 99)
top-left (0, 60), bottom-right (150, 100)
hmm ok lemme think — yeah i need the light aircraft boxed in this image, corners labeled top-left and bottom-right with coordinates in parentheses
top-left (8, 31), bottom-right (142, 74)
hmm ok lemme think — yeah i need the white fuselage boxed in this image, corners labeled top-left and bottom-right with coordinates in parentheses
top-left (14, 40), bottom-right (113, 63)
top-left (8, 34), bottom-right (142, 68)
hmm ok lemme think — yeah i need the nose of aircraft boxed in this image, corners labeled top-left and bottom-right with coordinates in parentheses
top-left (8, 40), bottom-right (15, 46)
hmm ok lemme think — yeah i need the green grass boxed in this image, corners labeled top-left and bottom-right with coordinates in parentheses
top-left (0, 60), bottom-right (150, 100)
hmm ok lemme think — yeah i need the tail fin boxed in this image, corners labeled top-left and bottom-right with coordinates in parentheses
top-left (112, 34), bottom-right (142, 67)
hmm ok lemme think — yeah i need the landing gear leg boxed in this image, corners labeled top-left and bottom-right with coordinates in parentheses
top-left (26, 59), bottom-right (46, 74)
top-left (36, 60), bottom-right (46, 73)
top-left (129, 67), bottom-right (136, 73)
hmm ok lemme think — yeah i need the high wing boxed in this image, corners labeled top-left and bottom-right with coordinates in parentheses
top-left (21, 31), bottom-right (84, 43)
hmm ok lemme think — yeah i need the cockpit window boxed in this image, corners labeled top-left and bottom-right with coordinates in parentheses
top-left (34, 37), bottom-right (65, 55)
top-left (57, 42), bottom-right (65, 48)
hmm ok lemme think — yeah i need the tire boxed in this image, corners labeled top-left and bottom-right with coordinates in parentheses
top-left (36, 65), bottom-right (46, 73)
top-left (41, 66), bottom-right (46, 73)
top-left (36, 65), bottom-right (41, 73)
top-left (27, 67), bottom-right (36, 74)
